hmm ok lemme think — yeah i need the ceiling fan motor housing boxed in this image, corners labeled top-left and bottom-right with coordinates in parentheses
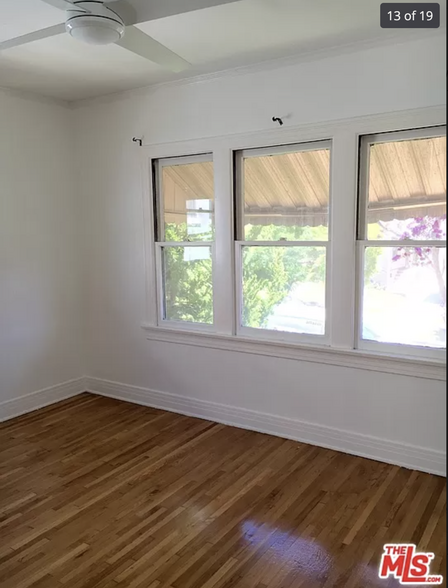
top-left (65, 1), bottom-right (125, 45)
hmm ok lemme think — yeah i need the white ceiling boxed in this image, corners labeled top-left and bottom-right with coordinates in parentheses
top-left (0, 0), bottom-right (444, 102)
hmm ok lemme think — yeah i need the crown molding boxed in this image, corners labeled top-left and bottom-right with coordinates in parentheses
top-left (0, 85), bottom-right (70, 109)
top-left (71, 29), bottom-right (444, 109)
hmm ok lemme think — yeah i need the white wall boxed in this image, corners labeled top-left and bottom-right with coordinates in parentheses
top-left (75, 35), bottom-right (444, 473)
top-left (0, 90), bottom-right (83, 413)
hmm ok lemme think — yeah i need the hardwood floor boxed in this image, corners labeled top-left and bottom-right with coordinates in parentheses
top-left (0, 394), bottom-right (445, 588)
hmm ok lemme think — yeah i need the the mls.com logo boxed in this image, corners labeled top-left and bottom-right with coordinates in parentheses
top-left (379, 544), bottom-right (443, 585)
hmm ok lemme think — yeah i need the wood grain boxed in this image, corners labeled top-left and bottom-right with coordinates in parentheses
top-left (0, 394), bottom-right (446, 588)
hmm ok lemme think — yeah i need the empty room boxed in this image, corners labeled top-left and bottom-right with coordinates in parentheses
top-left (0, 0), bottom-right (446, 586)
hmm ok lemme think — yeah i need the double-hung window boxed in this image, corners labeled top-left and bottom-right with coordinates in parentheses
top-left (357, 127), bottom-right (446, 358)
top-left (153, 154), bottom-right (215, 328)
top-left (147, 118), bottom-right (445, 368)
top-left (234, 141), bottom-right (331, 343)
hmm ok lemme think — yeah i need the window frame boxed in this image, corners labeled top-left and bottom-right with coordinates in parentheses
top-left (153, 152), bottom-right (216, 331)
top-left (140, 106), bottom-right (446, 377)
top-left (234, 140), bottom-right (332, 345)
top-left (356, 125), bottom-right (447, 360)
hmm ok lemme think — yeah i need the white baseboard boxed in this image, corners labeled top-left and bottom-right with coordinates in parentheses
top-left (0, 378), bottom-right (86, 422)
top-left (85, 377), bottom-right (446, 477)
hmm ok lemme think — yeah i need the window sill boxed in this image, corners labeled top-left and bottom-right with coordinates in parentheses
top-left (141, 324), bottom-right (446, 381)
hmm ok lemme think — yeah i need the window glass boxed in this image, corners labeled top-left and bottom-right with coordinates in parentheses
top-left (241, 246), bottom-right (326, 335)
top-left (162, 246), bottom-right (213, 324)
top-left (366, 136), bottom-right (446, 241)
top-left (363, 247), bottom-right (445, 348)
top-left (359, 130), bottom-right (446, 351)
top-left (161, 160), bottom-right (214, 242)
top-left (241, 148), bottom-right (330, 241)
top-left (236, 141), bottom-right (331, 338)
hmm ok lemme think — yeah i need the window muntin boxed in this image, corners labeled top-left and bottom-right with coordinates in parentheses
top-left (155, 154), bottom-right (214, 326)
top-left (235, 141), bottom-right (331, 340)
top-left (358, 128), bottom-right (446, 353)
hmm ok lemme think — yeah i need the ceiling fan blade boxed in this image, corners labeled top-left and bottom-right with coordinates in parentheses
top-left (108, 0), bottom-right (242, 26)
top-left (41, 0), bottom-right (88, 11)
top-left (116, 26), bottom-right (190, 72)
top-left (0, 23), bottom-right (66, 51)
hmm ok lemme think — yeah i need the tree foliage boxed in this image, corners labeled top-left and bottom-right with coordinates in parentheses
top-left (163, 246), bottom-right (213, 324)
top-left (164, 223), bottom-right (328, 326)
top-left (163, 221), bottom-right (383, 327)
top-left (241, 224), bottom-right (327, 327)
top-left (391, 215), bottom-right (447, 307)
top-left (163, 223), bottom-right (213, 323)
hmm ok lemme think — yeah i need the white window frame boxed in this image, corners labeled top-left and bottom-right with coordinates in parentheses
top-left (153, 153), bottom-right (216, 332)
top-left (234, 140), bottom-right (332, 346)
top-left (356, 125), bottom-right (447, 361)
top-left (140, 106), bottom-right (446, 380)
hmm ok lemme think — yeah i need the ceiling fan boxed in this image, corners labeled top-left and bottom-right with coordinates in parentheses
top-left (0, 0), bottom-right (242, 72)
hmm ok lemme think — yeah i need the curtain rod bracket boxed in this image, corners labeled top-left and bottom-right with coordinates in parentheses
top-left (132, 137), bottom-right (143, 147)
top-left (272, 117), bottom-right (284, 126)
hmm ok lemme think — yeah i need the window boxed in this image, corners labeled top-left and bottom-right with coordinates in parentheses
top-left (154, 154), bottom-right (214, 326)
top-left (234, 141), bottom-right (331, 341)
top-left (147, 115), bottom-right (445, 370)
top-left (357, 127), bottom-right (446, 356)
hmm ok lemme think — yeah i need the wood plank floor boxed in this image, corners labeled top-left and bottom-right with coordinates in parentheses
top-left (0, 394), bottom-right (445, 588)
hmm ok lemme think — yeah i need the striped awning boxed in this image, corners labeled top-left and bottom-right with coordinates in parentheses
top-left (162, 136), bottom-right (446, 227)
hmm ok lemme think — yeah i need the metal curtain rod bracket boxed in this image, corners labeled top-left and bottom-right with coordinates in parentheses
top-left (272, 117), bottom-right (284, 126)
top-left (132, 137), bottom-right (143, 146)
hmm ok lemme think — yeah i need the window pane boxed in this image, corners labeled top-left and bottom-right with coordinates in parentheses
top-left (162, 246), bottom-right (213, 324)
top-left (362, 247), bottom-right (446, 348)
top-left (241, 246), bottom-right (326, 335)
top-left (242, 148), bottom-right (330, 241)
top-left (366, 136), bottom-right (446, 240)
top-left (161, 160), bottom-right (214, 241)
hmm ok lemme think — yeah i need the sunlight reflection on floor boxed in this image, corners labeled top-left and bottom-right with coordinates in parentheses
top-left (241, 520), bottom-right (332, 583)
